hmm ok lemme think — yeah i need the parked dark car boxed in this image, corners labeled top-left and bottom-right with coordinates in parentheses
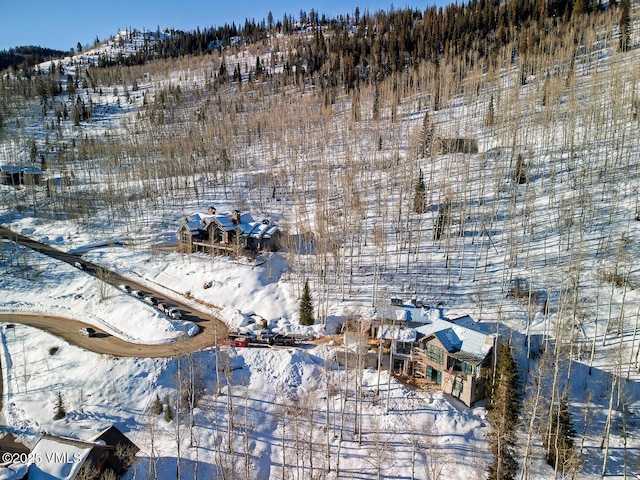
top-left (80, 327), bottom-right (97, 337)
top-left (268, 334), bottom-right (295, 347)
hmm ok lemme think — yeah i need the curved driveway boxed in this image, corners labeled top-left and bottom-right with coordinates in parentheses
top-left (0, 227), bottom-right (229, 358)
top-left (0, 313), bottom-right (227, 358)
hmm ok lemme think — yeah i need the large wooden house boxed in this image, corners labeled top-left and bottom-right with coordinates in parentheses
top-left (411, 318), bottom-right (496, 406)
top-left (373, 301), bottom-right (496, 407)
top-left (178, 207), bottom-right (283, 255)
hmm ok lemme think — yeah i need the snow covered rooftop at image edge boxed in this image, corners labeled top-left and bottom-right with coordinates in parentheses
top-left (414, 319), bottom-right (494, 360)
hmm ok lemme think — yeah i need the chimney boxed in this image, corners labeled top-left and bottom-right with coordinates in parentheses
top-left (208, 206), bottom-right (216, 215)
top-left (232, 209), bottom-right (241, 225)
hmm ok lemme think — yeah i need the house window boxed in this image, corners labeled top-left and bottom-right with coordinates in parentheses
top-left (396, 341), bottom-right (412, 355)
top-left (427, 344), bottom-right (444, 364)
top-left (452, 378), bottom-right (463, 395)
top-left (179, 229), bottom-right (191, 245)
top-left (447, 357), bottom-right (473, 374)
top-left (427, 366), bottom-right (442, 385)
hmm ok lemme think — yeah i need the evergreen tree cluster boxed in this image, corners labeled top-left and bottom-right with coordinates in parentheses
top-left (0, 46), bottom-right (66, 72)
top-left (546, 393), bottom-right (577, 472)
top-left (2, 1), bottom-right (628, 111)
top-left (486, 342), bottom-right (522, 480)
top-left (132, 0), bottom-right (612, 89)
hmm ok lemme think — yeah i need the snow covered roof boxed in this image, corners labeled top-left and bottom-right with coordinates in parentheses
top-left (240, 221), bottom-right (281, 239)
top-left (373, 304), bottom-right (439, 324)
top-left (378, 325), bottom-right (417, 342)
top-left (0, 463), bottom-right (29, 480)
top-left (182, 213), bottom-right (208, 233)
top-left (28, 435), bottom-right (97, 480)
top-left (182, 210), bottom-right (281, 238)
top-left (414, 318), bottom-right (493, 363)
top-left (0, 166), bottom-right (43, 174)
top-left (213, 213), bottom-right (245, 231)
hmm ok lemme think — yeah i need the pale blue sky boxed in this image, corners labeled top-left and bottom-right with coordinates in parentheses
top-left (0, 1), bottom-right (448, 52)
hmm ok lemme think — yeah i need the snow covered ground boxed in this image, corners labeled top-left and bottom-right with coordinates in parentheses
top-left (0, 240), bottom-right (197, 344)
top-left (1, 20), bottom-right (639, 480)
top-left (0, 322), bottom-right (491, 479)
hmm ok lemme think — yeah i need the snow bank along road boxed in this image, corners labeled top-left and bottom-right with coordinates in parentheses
top-left (0, 227), bottom-right (229, 358)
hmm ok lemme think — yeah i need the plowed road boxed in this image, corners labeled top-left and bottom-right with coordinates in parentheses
top-left (0, 227), bottom-right (228, 358)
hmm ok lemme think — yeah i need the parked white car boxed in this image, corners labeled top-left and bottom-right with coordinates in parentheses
top-left (166, 307), bottom-right (182, 319)
top-left (144, 296), bottom-right (158, 305)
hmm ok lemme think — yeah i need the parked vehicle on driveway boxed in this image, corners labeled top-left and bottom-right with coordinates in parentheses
top-left (144, 296), bottom-right (158, 305)
top-left (131, 290), bottom-right (145, 299)
top-left (80, 327), bottom-right (96, 337)
top-left (157, 302), bottom-right (167, 313)
top-left (74, 261), bottom-right (85, 270)
top-left (166, 307), bottom-right (182, 319)
top-left (268, 334), bottom-right (295, 347)
top-left (120, 284), bottom-right (131, 293)
top-left (226, 336), bottom-right (249, 347)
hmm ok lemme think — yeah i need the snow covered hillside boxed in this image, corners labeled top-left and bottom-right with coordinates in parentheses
top-left (1, 7), bottom-right (640, 479)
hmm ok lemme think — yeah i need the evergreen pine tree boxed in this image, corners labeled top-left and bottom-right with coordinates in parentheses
top-left (299, 280), bottom-right (314, 326)
top-left (433, 195), bottom-right (452, 240)
top-left (164, 396), bottom-right (174, 422)
top-left (151, 394), bottom-right (163, 415)
top-left (513, 154), bottom-right (528, 184)
top-left (546, 392), bottom-right (577, 472)
top-left (420, 110), bottom-right (433, 156)
top-left (485, 94), bottom-right (495, 126)
top-left (54, 391), bottom-right (67, 420)
top-left (414, 169), bottom-right (426, 214)
top-left (619, 0), bottom-right (631, 52)
top-left (372, 80), bottom-right (380, 120)
top-left (487, 341), bottom-right (522, 480)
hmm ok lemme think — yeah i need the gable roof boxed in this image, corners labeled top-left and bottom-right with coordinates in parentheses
top-left (373, 304), bottom-right (439, 324)
top-left (209, 212), bottom-right (252, 232)
top-left (91, 426), bottom-right (139, 474)
top-left (415, 318), bottom-right (493, 364)
top-left (182, 210), bottom-right (281, 238)
top-left (28, 435), bottom-right (103, 480)
top-left (182, 213), bottom-right (210, 234)
top-left (378, 325), bottom-right (417, 342)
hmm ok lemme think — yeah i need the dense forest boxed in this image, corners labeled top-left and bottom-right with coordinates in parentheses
top-left (3, 0), bottom-right (629, 86)
top-left (0, 46), bottom-right (67, 72)
top-left (92, 0), bottom-right (630, 86)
